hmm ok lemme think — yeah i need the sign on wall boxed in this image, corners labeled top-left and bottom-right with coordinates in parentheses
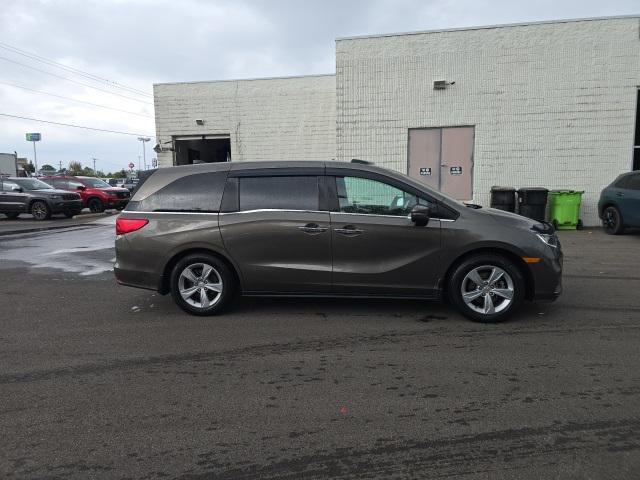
top-left (419, 167), bottom-right (431, 176)
top-left (450, 166), bottom-right (463, 175)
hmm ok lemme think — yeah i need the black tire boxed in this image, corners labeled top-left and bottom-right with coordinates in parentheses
top-left (602, 206), bottom-right (624, 235)
top-left (170, 253), bottom-right (236, 316)
top-left (88, 198), bottom-right (105, 213)
top-left (5, 212), bottom-right (20, 219)
top-left (447, 254), bottom-right (525, 323)
top-left (30, 201), bottom-right (51, 221)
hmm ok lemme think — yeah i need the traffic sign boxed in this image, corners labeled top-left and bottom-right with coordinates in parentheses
top-left (26, 133), bottom-right (41, 141)
top-left (128, 162), bottom-right (135, 169)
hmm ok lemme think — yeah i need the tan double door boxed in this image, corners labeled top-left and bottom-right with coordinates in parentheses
top-left (408, 126), bottom-right (474, 200)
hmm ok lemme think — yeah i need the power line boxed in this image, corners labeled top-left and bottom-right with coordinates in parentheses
top-left (0, 41), bottom-right (153, 98)
top-left (0, 56), bottom-right (153, 105)
top-left (0, 113), bottom-right (155, 137)
top-left (0, 81), bottom-right (153, 118)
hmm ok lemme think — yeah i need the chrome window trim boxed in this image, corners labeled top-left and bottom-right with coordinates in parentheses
top-left (122, 211), bottom-right (219, 215)
top-left (330, 211), bottom-right (455, 222)
top-left (124, 209), bottom-right (455, 221)
top-left (220, 209), bottom-right (328, 215)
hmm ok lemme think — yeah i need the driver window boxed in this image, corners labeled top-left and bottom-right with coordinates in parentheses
top-left (337, 176), bottom-right (432, 216)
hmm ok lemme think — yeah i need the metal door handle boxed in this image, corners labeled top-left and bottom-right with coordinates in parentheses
top-left (334, 225), bottom-right (364, 236)
top-left (298, 223), bottom-right (327, 234)
top-left (616, 192), bottom-right (625, 197)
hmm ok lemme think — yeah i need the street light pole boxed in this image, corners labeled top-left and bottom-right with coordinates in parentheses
top-left (137, 137), bottom-right (150, 171)
top-left (92, 157), bottom-right (97, 174)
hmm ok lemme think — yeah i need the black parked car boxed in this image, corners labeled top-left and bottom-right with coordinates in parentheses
top-left (598, 171), bottom-right (640, 234)
top-left (0, 177), bottom-right (83, 220)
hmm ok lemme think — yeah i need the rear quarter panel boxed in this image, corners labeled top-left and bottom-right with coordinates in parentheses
top-left (115, 212), bottom-right (230, 290)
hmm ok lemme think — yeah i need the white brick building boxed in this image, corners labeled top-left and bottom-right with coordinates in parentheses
top-left (154, 16), bottom-right (640, 225)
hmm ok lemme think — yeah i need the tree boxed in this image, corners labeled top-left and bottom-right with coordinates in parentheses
top-left (40, 164), bottom-right (56, 172)
top-left (24, 162), bottom-right (35, 174)
top-left (68, 161), bottom-right (82, 175)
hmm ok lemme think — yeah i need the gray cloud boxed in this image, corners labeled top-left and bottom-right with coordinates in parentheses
top-left (0, 0), bottom-right (637, 172)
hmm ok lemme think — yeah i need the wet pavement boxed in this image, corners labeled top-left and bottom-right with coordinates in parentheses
top-left (0, 222), bottom-right (639, 479)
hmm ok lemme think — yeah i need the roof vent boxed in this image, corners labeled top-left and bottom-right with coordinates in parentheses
top-left (434, 80), bottom-right (455, 90)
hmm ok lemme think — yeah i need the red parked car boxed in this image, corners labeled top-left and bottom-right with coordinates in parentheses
top-left (41, 175), bottom-right (130, 212)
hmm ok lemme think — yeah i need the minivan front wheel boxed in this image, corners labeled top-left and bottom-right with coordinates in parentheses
top-left (170, 254), bottom-right (235, 316)
top-left (448, 254), bottom-right (525, 323)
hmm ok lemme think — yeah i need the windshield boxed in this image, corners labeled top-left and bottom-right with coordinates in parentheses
top-left (81, 178), bottom-right (111, 188)
top-left (15, 178), bottom-right (54, 190)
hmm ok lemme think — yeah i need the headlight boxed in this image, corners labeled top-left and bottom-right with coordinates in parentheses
top-left (536, 233), bottom-right (559, 248)
top-left (50, 194), bottom-right (61, 199)
top-left (109, 192), bottom-right (119, 196)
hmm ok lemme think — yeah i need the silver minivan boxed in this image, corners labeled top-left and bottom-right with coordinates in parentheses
top-left (114, 161), bottom-right (562, 322)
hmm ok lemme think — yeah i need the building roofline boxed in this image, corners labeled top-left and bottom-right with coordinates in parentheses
top-left (154, 73), bottom-right (335, 87)
top-left (335, 14), bottom-right (640, 41)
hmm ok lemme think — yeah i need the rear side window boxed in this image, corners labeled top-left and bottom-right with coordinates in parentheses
top-left (127, 172), bottom-right (227, 212)
top-left (2, 180), bottom-right (19, 191)
top-left (50, 179), bottom-right (68, 189)
top-left (238, 176), bottom-right (319, 211)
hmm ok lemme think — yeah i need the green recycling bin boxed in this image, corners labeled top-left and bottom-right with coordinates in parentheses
top-left (548, 190), bottom-right (584, 230)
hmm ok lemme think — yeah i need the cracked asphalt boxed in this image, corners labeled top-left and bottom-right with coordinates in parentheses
top-left (1, 220), bottom-right (639, 479)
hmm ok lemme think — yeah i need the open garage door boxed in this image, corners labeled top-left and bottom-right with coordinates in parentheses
top-left (173, 135), bottom-right (231, 165)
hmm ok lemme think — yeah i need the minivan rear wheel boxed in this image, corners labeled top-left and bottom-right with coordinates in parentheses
top-left (170, 254), bottom-right (235, 316)
top-left (448, 254), bottom-right (525, 323)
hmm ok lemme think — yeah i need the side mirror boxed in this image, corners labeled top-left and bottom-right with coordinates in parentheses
top-left (410, 205), bottom-right (430, 227)
top-left (76, 185), bottom-right (86, 191)
top-left (12, 187), bottom-right (23, 193)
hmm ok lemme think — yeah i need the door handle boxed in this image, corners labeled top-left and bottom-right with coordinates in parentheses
top-left (616, 192), bottom-right (625, 197)
top-left (298, 223), bottom-right (327, 234)
top-left (334, 225), bottom-right (364, 236)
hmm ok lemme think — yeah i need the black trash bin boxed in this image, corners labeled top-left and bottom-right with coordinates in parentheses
top-left (490, 186), bottom-right (516, 212)
top-left (517, 187), bottom-right (548, 222)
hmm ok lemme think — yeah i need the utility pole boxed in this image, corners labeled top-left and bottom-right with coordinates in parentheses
top-left (137, 137), bottom-right (150, 171)
top-left (92, 157), bottom-right (97, 174)
top-left (59, 160), bottom-right (62, 172)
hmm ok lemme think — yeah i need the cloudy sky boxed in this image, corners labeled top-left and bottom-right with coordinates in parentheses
top-left (0, 0), bottom-right (637, 174)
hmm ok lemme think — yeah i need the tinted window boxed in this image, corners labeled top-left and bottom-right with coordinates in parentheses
top-left (239, 176), bottom-right (319, 211)
top-left (50, 179), bottom-right (68, 189)
top-left (626, 174), bottom-right (640, 190)
top-left (2, 180), bottom-right (20, 191)
top-left (127, 172), bottom-right (227, 212)
top-left (336, 176), bottom-right (435, 216)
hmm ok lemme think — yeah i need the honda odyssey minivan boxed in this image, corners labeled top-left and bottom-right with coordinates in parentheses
top-left (114, 161), bottom-right (562, 322)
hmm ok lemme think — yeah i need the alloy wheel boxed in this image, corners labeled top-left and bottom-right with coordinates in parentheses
top-left (178, 263), bottom-right (223, 309)
top-left (31, 202), bottom-right (48, 220)
top-left (460, 265), bottom-right (514, 315)
top-left (603, 209), bottom-right (616, 231)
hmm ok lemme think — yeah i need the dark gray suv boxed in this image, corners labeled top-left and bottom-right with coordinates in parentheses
top-left (114, 161), bottom-right (563, 322)
top-left (0, 177), bottom-right (83, 220)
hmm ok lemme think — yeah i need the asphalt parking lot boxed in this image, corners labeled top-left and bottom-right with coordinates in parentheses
top-left (1, 217), bottom-right (639, 479)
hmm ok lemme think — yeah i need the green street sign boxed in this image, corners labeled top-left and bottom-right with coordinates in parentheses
top-left (26, 133), bottom-right (41, 141)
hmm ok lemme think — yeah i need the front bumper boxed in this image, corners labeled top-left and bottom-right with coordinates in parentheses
top-left (530, 246), bottom-right (563, 302)
top-left (106, 197), bottom-right (129, 209)
top-left (50, 199), bottom-right (83, 213)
